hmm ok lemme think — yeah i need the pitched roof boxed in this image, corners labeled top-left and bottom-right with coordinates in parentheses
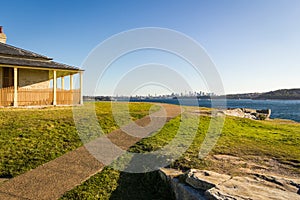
top-left (0, 42), bottom-right (51, 60)
top-left (0, 42), bottom-right (81, 71)
top-left (0, 57), bottom-right (80, 70)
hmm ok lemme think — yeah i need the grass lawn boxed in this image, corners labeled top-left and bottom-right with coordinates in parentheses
top-left (61, 108), bottom-right (300, 200)
top-left (1, 103), bottom-right (299, 199)
top-left (0, 102), bottom-right (157, 178)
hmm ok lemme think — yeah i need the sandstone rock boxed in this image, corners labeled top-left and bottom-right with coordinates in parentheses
top-left (159, 168), bottom-right (206, 200)
top-left (244, 113), bottom-right (257, 120)
top-left (224, 108), bottom-right (245, 118)
top-left (159, 168), bottom-right (300, 200)
top-left (159, 168), bottom-right (184, 182)
top-left (205, 176), bottom-right (300, 200)
top-left (253, 173), bottom-right (300, 194)
top-left (171, 178), bottom-right (207, 200)
top-left (185, 169), bottom-right (231, 191)
top-left (224, 108), bottom-right (271, 120)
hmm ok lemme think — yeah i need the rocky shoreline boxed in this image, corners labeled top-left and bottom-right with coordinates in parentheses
top-left (159, 168), bottom-right (300, 200)
top-left (221, 108), bottom-right (271, 120)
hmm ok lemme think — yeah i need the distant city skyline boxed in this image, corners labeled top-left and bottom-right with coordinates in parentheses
top-left (102, 90), bottom-right (218, 98)
top-left (1, 0), bottom-right (300, 95)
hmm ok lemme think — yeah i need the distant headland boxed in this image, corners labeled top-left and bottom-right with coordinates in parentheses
top-left (224, 88), bottom-right (300, 100)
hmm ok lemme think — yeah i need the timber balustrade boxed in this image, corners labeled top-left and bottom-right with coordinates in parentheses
top-left (0, 87), bottom-right (80, 106)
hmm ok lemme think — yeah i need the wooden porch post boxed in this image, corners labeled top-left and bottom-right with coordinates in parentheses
top-left (53, 70), bottom-right (57, 105)
top-left (13, 67), bottom-right (18, 107)
top-left (70, 74), bottom-right (73, 90)
top-left (69, 74), bottom-right (74, 104)
top-left (61, 76), bottom-right (65, 90)
top-left (80, 71), bottom-right (83, 105)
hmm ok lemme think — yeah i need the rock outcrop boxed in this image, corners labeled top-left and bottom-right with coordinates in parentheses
top-left (223, 108), bottom-right (271, 120)
top-left (159, 168), bottom-right (300, 200)
top-left (206, 176), bottom-right (300, 200)
top-left (186, 169), bottom-right (231, 191)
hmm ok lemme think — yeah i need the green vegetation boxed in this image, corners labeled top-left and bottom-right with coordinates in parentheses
top-left (174, 115), bottom-right (300, 172)
top-left (0, 102), bottom-right (156, 178)
top-left (60, 167), bottom-right (172, 200)
top-left (61, 110), bottom-right (300, 199)
top-left (1, 103), bottom-right (299, 199)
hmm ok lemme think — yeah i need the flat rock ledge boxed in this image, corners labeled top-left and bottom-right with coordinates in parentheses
top-left (222, 108), bottom-right (271, 120)
top-left (159, 168), bottom-right (300, 200)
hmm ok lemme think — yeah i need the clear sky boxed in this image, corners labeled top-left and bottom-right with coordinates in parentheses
top-left (1, 0), bottom-right (299, 95)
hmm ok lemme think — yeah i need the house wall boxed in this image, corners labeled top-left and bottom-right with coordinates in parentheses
top-left (18, 69), bottom-right (50, 89)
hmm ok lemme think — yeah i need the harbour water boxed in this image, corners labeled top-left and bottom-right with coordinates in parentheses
top-left (125, 98), bottom-right (300, 122)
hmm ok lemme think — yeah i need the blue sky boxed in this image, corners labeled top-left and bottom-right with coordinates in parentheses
top-left (1, 0), bottom-right (300, 95)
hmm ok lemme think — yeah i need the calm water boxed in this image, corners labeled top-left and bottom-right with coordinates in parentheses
top-left (124, 98), bottom-right (300, 122)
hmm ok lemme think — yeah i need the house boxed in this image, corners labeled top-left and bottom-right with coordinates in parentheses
top-left (0, 26), bottom-right (83, 107)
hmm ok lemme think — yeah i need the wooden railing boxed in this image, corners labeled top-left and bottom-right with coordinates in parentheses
top-left (0, 87), bottom-right (81, 106)
top-left (0, 87), bottom-right (14, 106)
top-left (57, 89), bottom-right (81, 105)
top-left (18, 87), bottom-right (54, 106)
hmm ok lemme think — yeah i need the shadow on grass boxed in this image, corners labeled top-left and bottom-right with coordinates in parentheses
top-left (109, 153), bottom-right (175, 200)
top-left (109, 170), bottom-right (174, 200)
top-left (0, 174), bottom-right (13, 179)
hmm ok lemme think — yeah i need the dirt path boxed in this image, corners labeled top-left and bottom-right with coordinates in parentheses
top-left (0, 103), bottom-right (182, 200)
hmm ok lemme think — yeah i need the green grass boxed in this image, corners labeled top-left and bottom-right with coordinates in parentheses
top-left (1, 103), bottom-right (299, 199)
top-left (61, 109), bottom-right (300, 199)
top-left (172, 115), bottom-right (300, 172)
top-left (213, 117), bottom-right (300, 160)
top-left (0, 102), bottom-right (157, 178)
top-left (60, 167), bottom-right (173, 200)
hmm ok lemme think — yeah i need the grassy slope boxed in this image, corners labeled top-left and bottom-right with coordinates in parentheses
top-left (1, 103), bottom-right (299, 199)
top-left (173, 115), bottom-right (300, 173)
top-left (0, 102), bottom-right (156, 178)
top-left (61, 110), bottom-right (300, 200)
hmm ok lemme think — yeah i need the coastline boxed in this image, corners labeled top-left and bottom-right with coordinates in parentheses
top-left (115, 99), bottom-right (300, 123)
